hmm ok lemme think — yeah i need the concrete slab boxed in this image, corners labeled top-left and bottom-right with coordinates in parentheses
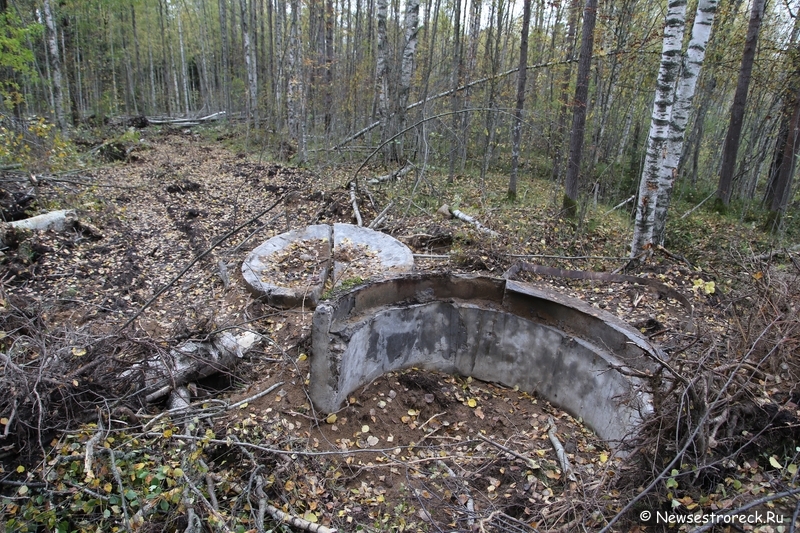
top-left (310, 273), bottom-right (660, 447)
top-left (242, 224), bottom-right (414, 309)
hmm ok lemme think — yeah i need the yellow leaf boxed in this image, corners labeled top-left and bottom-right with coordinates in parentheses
top-left (238, 402), bottom-right (248, 409)
top-left (104, 483), bottom-right (113, 493)
top-left (17, 485), bottom-right (28, 495)
top-left (788, 463), bottom-right (797, 475)
top-left (72, 347), bottom-right (87, 357)
top-left (303, 511), bottom-right (318, 523)
top-left (16, 465), bottom-right (24, 473)
top-left (703, 281), bottom-right (715, 295)
top-left (599, 452), bottom-right (608, 464)
top-left (769, 456), bottom-right (782, 469)
top-left (163, 429), bottom-right (173, 438)
top-left (753, 271), bottom-right (763, 280)
top-left (467, 398), bottom-right (477, 408)
top-left (0, 418), bottom-right (8, 425)
top-left (326, 414), bottom-right (337, 424)
top-left (284, 480), bottom-right (296, 491)
top-left (297, 353), bottom-right (308, 361)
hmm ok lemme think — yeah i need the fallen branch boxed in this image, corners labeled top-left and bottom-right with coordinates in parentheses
top-left (752, 243), bottom-right (800, 261)
top-left (438, 204), bottom-right (498, 237)
top-left (547, 417), bottom-right (576, 482)
top-left (602, 195), bottom-right (635, 216)
top-left (367, 163), bottom-right (414, 185)
top-left (349, 181), bottom-right (363, 227)
top-left (368, 200), bottom-right (395, 229)
top-left (477, 433), bottom-right (539, 469)
top-left (437, 460), bottom-right (474, 529)
top-left (264, 502), bottom-right (338, 533)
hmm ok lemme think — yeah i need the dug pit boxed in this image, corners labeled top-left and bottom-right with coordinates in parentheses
top-left (310, 273), bottom-right (660, 447)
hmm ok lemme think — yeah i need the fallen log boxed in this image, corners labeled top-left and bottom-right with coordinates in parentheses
top-left (438, 204), bottom-right (499, 237)
top-left (132, 330), bottom-right (261, 403)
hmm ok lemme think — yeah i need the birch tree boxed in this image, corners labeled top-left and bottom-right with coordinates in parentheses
top-left (651, 0), bottom-right (719, 243)
top-left (630, 0), bottom-right (687, 256)
top-left (240, 0), bottom-right (258, 125)
top-left (395, 0), bottom-right (419, 159)
top-left (43, 0), bottom-right (67, 132)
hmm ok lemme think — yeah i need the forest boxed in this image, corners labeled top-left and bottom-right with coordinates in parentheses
top-left (1, 0), bottom-right (800, 530)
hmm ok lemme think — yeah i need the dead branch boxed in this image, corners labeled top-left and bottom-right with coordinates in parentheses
top-left (439, 204), bottom-right (499, 237)
top-left (368, 199), bottom-right (395, 229)
top-left (367, 163), bottom-right (414, 185)
top-left (348, 181), bottom-right (363, 226)
top-left (547, 417), bottom-right (577, 482)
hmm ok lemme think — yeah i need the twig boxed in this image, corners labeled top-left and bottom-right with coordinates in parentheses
top-left (680, 191), bottom-right (715, 219)
top-left (102, 448), bottom-right (133, 533)
top-left (690, 487), bottom-right (800, 533)
top-left (183, 472), bottom-right (235, 533)
top-left (440, 204), bottom-right (499, 237)
top-left (752, 243), bottom-right (800, 261)
top-left (546, 417), bottom-right (576, 482)
top-left (349, 181), bottom-right (363, 226)
top-left (1, 400), bottom-right (17, 438)
top-left (477, 433), bottom-right (539, 469)
top-left (264, 502), bottom-right (338, 533)
top-left (226, 382), bottom-right (284, 411)
top-left (437, 460), bottom-right (475, 528)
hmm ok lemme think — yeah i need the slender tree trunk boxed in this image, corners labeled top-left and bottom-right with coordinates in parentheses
top-left (509, 0), bottom-right (532, 200)
top-left (219, 0), bottom-right (231, 116)
top-left (324, 0), bottom-right (335, 133)
top-left (550, 0), bottom-right (580, 183)
top-left (240, 0), bottom-right (258, 125)
top-left (562, 0), bottom-right (597, 217)
top-left (130, 3), bottom-right (143, 114)
top-left (375, 0), bottom-right (390, 161)
top-left (395, 0), bottom-right (419, 160)
top-left (177, 10), bottom-right (190, 115)
top-left (630, 0), bottom-right (687, 257)
top-left (287, 0), bottom-right (306, 161)
top-left (158, 0), bottom-right (172, 115)
top-left (715, 0), bottom-right (766, 207)
top-left (448, 0), bottom-right (463, 179)
top-left (43, 0), bottom-right (67, 132)
top-left (651, 0), bottom-right (718, 244)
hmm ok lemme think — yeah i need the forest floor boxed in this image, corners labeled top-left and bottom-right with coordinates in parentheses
top-left (1, 126), bottom-right (799, 532)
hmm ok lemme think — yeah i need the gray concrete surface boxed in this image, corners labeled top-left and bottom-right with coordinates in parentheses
top-left (242, 224), bottom-right (414, 308)
top-left (310, 274), bottom-right (660, 446)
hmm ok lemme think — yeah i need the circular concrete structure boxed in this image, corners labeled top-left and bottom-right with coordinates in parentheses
top-left (310, 274), bottom-right (660, 447)
top-left (242, 224), bottom-right (414, 308)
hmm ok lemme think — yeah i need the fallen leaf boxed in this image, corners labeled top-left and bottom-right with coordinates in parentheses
top-left (326, 414), bottom-right (337, 424)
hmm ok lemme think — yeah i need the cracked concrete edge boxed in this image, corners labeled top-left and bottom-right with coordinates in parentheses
top-left (242, 224), bottom-right (414, 309)
top-left (309, 273), bottom-right (658, 447)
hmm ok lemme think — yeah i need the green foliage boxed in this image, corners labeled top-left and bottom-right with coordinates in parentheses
top-left (0, 116), bottom-right (79, 172)
top-left (0, 12), bottom-right (41, 110)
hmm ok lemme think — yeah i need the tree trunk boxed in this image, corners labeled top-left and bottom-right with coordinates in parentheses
top-left (240, 0), bottom-right (258, 126)
top-left (219, 0), bottom-right (231, 116)
top-left (562, 0), bottom-right (597, 217)
top-left (630, 0), bottom-right (687, 257)
top-left (509, 0), bottom-right (532, 200)
top-left (651, 0), bottom-right (718, 244)
top-left (176, 10), bottom-right (190, 115)
top-left (550, 0), bottom-right (580, 183)
top-left (395, 0), bottom-right (419, 160)
top-left (287, 0), bottom-right (306, 161)
top-left (375, 0), bottom-right (390, 161)
top-left (715, 0), bottom-right (766, 207)
top-left (43, 0), bottom-right (67, 133)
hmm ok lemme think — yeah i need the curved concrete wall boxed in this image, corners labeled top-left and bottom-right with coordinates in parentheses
top-left (310, 274), bottom-right (659, 445)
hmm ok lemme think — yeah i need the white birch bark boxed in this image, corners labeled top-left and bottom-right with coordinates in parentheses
top-left (630, 0), bottom-right (687, 257)
top-left (375, 0), bottom-right (390, 152)
top-left (396, 0), bottom-right (419, 156)
top-left (240, 0), bottom-right (258, 125)
top-left (287, 0), bottom-right (306, 161)
top-left (43, 0), bottom-right (67, 133)
top-left (652, 0), bottom-right (718, 244)
top-left (176, 11), bottom-right (190, 115)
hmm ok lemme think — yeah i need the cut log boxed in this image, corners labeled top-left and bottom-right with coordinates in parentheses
top-left (134, 331), bottom-right (261, 403)
top-left (367, 163), bottom-right (414, 184)
top-left (9, 209), bottom-right (76, 232)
